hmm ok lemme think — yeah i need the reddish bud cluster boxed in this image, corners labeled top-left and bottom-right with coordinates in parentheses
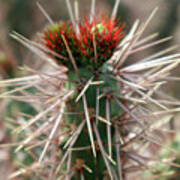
top-left (43, 17), bottom-right (125, 70)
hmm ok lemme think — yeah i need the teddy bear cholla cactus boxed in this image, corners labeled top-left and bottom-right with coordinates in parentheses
top-left (1, 0), bottom-right (180, 179)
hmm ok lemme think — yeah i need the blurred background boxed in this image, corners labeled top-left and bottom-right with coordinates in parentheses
top-left (0, 0), bottom-right (180, 179)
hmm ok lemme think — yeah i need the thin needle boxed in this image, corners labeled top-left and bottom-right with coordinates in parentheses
top-left (96, 87), bottom-right (100, 124)
top-left (65, 0), bottom-right (80, 35)
top-left (74, 0), bottom-right (80, 23)
top-left (37, 2), bottom-right (54, 25)
top-left (39, 90), bottom-right (74, 162)
top-left (115, 128), bottom-right (123, 179)
top-left (111, 0), bottom-right (120, 20)
top-left (106, 98), bottom-right (112, 158)
top-left (39, 102), bottom-right (65, 162)
top-left (61, 34), bottom-right (80, 77)
top-left (93, 122), bottom-right (113, 180)
top-left (90, 0), bottom-right (96, 22)
top-left (82, 94), bottom-right (96, 157)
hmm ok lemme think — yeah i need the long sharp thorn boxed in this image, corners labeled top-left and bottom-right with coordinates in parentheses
top-left (39, 102), bottom-right (65, 162)
top-left (96, 87), bottom-right (100, 124)
top-left (115, 97), bottom-right (146, 128)
top-left (66, 150), bottom-right (72, 180)
top-left (113, 19), bottom-right (139, 66)
top-left (121, 53), bottom-right (180, 72)
top-left (74, 0), bottom-right (80, 23)
top-left (115, 7), bottom-right (158, 68)
top-left (90, 0), bottom-right (96, 22)
top-left (61, 34), bottom-right (80, 77)
top-left (141, 45), bottom-right (179, 62)
top-left (106, 98), bottom-right (112, 158)
top-left (134, 33), bottom-right (159, 47)
top-left (16, 99), bottom-right (61, 135)
top-left (111, 0), bottom-right (120, 20)
top-left (65, 0), bottom-right (80, 35)
top-left (80, 173), bottom-right (85, 180)
top-left (142, 7), bottom-right (159, 33)
top-left (39, 90), bottom-right (74, 162)
top-left (56, 121), bottom-right (85, 173)
top-left (115, 128), bottom-right (123, 180)
top-left (129, 36), bottom-right (173, 55)
top-left (63, 120), bottom-right (85, 150)
top-left (76, 76), bottom-right (94, 102)
top-left (10, 32), bottom-right (60, 69)
top-left (93, 122), bottom-right (114, 180)
top-left (37, 2), bottom-right (54, 25)
top-left (16, 115), bottom-right (56, 152)
top-left (82, 94), bottom-right (96, 157)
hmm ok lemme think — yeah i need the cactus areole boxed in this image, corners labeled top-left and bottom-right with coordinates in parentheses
top-left (43, 17), bottom-right (125, 71)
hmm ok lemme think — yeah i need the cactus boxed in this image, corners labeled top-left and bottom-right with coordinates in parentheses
top-left (1, 1), bottom-right (180, 179)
